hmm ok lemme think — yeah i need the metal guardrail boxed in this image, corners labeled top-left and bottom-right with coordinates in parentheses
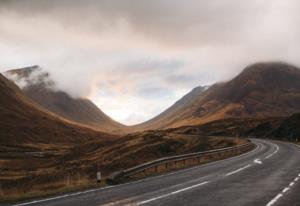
top-left (107, 141), bottom-right (255, 184)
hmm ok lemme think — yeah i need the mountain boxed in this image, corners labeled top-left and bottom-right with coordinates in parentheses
top-left (0, 73), bottom-right (116, 145)
top-left (4, 66), bottom-right (127, 134)
top-left (134, 62), bottom-right (300, 130)
top-left (132, 86), bottom-right (208, 130)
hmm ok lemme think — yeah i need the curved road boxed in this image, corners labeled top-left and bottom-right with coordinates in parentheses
top-left (13, 139), bottom-right (300, 206)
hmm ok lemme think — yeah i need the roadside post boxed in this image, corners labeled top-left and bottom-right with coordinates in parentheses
top-left (96, 163), bottom-right (101, 184)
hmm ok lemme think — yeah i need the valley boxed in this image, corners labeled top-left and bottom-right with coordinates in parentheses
top-left (0, 62), bottom-right (300, 204)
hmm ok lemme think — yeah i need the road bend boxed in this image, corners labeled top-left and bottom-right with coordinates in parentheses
top-left (11, 139), bottom-right (300, 206)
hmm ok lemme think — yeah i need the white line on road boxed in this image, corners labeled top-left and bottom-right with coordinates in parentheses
top-left (266, 194), bottom-right (283, 206)
top-left (266, 174), bottom-right (299, 206)
top-left (265, 144), bottom-right (279, 160)
top-left (225, 164), bottom-right (251, 176)
top-left (254, 159), bottom-right (263, 164)
top-left (135, 181), bottom-right (210, 205)
top-left (265, 154), bottom-right (273, 159)
top-left (282, 187), bottom-right (290, 193)
top-left (13, 186), bottom-right (114, 206)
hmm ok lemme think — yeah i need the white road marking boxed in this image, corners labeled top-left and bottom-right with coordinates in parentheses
top-left (135, 181), bottom-right (209, 205)
top-left (225, 164), bottom-right (251, 176)
top-left (265, 144), bottom-right (279, 160)
top-left (289, 182), bottom-right (295, 187)
top-left (282, 187), bottom-right (290, 193)
top-left (254, 159), bottom-right (262, 164)
top-left (103, 177), bottom-right (211, 206)
top-left (13, 186), bottom-right (114, 206)
top-left (265, 154), bottom-right (273, 159)
top-left (266, 194), bottom-right (283, 206)
top-left (266, 174), bottom-right (299, 206)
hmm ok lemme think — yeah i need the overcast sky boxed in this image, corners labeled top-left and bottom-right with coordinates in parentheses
top-left (1, 0), bottom-right (300, 125)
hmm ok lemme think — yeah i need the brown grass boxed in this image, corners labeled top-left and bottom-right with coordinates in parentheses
top-left (0, 131), bottom-right (245, 203)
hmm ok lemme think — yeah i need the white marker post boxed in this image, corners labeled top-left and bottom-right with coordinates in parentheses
top-left (96, 163), bottom-right (101, 184)
top-left (97, 171), bottom-right (101, 184)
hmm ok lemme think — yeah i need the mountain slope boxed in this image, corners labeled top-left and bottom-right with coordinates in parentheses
top-left (4, 66), bottom-right (127, 134)
top-left (274, 113), bottom-right (300, 139)
top-left (0, 73), bottom-right (116, 144)
top-left (167, 112), bottom-right (300, 141)
top-left (132, 86), bottom-right (208, 130)
top-left (134, 62), bottom-right (300, 130)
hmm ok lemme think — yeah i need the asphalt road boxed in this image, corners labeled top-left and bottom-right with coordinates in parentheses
top-left (12, 139), bottom-right (300, 206)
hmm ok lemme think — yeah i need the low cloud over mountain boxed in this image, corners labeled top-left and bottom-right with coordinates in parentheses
top-left (4, 66), bottom-right (127, 133)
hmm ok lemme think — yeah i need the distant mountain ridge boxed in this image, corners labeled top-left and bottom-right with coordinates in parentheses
top-left (4, 66), bottom-right (127, 134)
top-left (132, 85), bottom-right (209, 130)
top-left (133, 62), bottom-right (300, 130)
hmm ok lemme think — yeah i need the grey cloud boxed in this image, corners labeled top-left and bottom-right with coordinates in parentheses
top-left (136, 87), bottom-right (173, 99)
top-left (1, 0), bottom-right (300, 124)
top-left (0, 0), bottom-right (273, 47)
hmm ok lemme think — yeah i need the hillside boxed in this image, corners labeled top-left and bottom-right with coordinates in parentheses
top-left (170, 112), bottom-right (300, 141)
top-left (0, 73), bottom-right (116, 144)
top-left (273, 113), bottom-right (300, 140)
top-left (244, 113), bottom-right (300, 140)
top-left (4, 66), bottom-right (127, 134)
top-left (132, 86), bottom-right (208, 131)
top-left (134, 62), bottom-right (300, 130)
